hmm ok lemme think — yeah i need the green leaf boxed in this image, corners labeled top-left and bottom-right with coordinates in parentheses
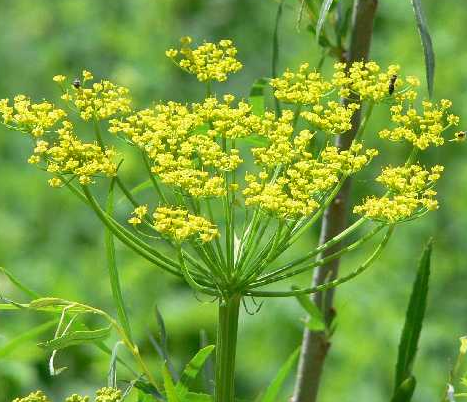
top-left (411, 0), bottom-right (435, 97)
top-left (176, 345), bottom-right (216, 399)
top-left (184, 393), bottom-right (213, 402)
top-left (393, 239), bottom-right (432, 396)
top-left (260, 348), bottom-right (300, 402)
top-left (106, 179), bottom-right (133, 342)
top-left (316, 0), bottom-right (335, 42)
top-left (0, 319), bottom-right (57, 359)
top-left (294, 290), bottom-right (326, 332)
top-left (249, 78), bottom-right (267, 116)
top-left (272, 0), bottom-right (284, 116)
top-left (29, 298), bottom-right (73, 308)
top-left (237, 135), bottom-right (269, 148)
top-left (391, 376), bottom-right (417, 402)
top-left (163, 363), bottom-right (180, 402)
top-left (37, 325), bottom-right (112, 352)
top-left (132, 380), bottom-right (164, 400)
top-left (0, 266), bottom-right (41, 299)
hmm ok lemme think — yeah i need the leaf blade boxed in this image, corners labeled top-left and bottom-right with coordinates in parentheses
top-left (316, 0), bottom-right (335, 42)
top-left (260, 348), bottom-right (300, 402)
top-left (411, 0), bottom-right (435, 97)
top-left (393, 239), bottom-right (432, 394)
top-left (176, 345), bottom-right (216, 399)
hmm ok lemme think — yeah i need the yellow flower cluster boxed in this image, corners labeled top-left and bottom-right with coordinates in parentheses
top-left (28, 120), bottom-right (117, 186)
top-left (128, 205), bottom-right (148, 225)
top-left (0, 95), bottom-right (66, 137)
top-left (12, 391), bottom-right (50, 402)
top-left (332, 61), bottom-right (420, 102)
top-left (110, 99), bottom-right (247, 197)
top-left (301, 101), bottom-right (360, 134)
top-left (244, 143), bottom-right (377, 219)
top-left (166, 37), bottom-right (242, 82)
top-left (379, 100), bottom-right (460, 149)
top-left (270, 63), bottom-right (333, 104)
top-left (354, 164), bottom-right (443, 222)
top-left (153, 206), bottom-right (219, 243)
top-left (58, 70), bottom-right (131, 121)
top-left (12, 388), bottom-right (121, 402)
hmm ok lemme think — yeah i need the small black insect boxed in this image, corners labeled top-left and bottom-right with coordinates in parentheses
top-left (72, 78), bottom-right (81, 89)
top-left (456, 131), bottom-right (466, 141)
top-left (388, 74), bottom-right (398, 95)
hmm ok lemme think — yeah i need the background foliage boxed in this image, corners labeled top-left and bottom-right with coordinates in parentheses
top-left (0, 0), bottom-right (466, 401)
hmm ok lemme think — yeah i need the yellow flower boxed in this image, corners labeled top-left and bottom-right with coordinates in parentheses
top-left (53, 75), bottom-right (66, 83)
top-left (354, 164), bottom-right (443, 222)
top-left (48, 177), bottom-right (63, 188)
top-left (153, 206), bottom-right (219, 243)
top-left (167, 37), bottom-right (242, 82)
top-left (379, 100), bottom-right (459, 149)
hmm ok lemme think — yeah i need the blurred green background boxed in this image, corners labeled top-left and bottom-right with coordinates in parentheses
top-left (0, 0), bottom-right (466, 401)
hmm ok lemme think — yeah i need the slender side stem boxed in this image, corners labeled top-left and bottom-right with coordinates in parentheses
top-left (293, 1), bottom-right (378, 401)
top-left (215, 294), bottom-right (241, 402)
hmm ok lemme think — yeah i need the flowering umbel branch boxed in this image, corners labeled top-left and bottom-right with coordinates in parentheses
top-left (1, 37), bottom-right (462, 402)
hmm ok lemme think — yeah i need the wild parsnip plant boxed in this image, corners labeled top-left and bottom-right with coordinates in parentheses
top-left (1, 37), bottom-right (462, 402)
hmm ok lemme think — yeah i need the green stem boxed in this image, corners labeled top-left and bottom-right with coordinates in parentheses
top-left (215, 294), bottom-right (241, 402)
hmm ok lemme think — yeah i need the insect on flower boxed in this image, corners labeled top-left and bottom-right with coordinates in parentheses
top-left (388, 74), bottom-right (398, 95)
top-left (73, 78), bottom-right (81, 89)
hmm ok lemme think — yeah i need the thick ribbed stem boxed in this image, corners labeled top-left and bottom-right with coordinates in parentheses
top-left (292, 1), bottom-right (378, 401)
top-left (215, 294), bottom-right (241, 402)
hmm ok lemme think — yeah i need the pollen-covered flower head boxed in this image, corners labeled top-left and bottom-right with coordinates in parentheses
top-left (57, 70), bottom-right (131, 121)
top-left (12, 391), bottom-right (51, 402)
top-left (379, 99), bottom-right (460, 149)
top-left (0, 95), bottom-right (66, 137)
top-left (166, 37), bottom-right (243, 82)
top-left (332, 61), bottom-right (420, 102)
top-left (153, 206), bottom-right (219, 243)
top-left (354, 164), bottom-right (443, 223)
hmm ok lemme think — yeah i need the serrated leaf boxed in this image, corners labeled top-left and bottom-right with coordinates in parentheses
top-left (176, 345), bottom-right (216, 399)
top-left (249, 78), bottom-right (267, 116)
top-left (316, 0), bottom-right (335, 42)
top-left (391, 376), bottom-right (417, 402)
top-left (260, 348), bottom-right (300, 402)
top-left (294, 291), bottom-right (325, 332)
top-left (411, 0), bottom-right (435, 97)
top-left (163, 363), bottom-right (180, 402)
top-left (393, 239), bottom-right (432, 395)
top-left (38, 325), bottom-right (112, 352)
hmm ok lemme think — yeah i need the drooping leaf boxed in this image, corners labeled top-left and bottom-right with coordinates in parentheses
top-left (176, 345), bottom-right (216, 399)
top-left (106, 179), bottom-right (133, 342)
top-left (0, 319), bottom-right (57, 359)
top-left (411, 0), bottom-right (435, 97)
top-left (108, 341), bottom-right (124, 388)
top-left (0, 266), bottom-right (41, 299)
top-left (249, 78), bottom-right (267, 116)
top-left (260, 348), bottom-right (300, 402)
top-left (37, 325), bottom-right (112, 352)
top-left (393, 239), bottom-right (432, 396)
top-left (391, 376), bottom-right (417, 402)
top-left (294, 289), bottom-right (326, 332)
top-left (163, 363), bottom-right (180, 402)
top-left (316, 0), bottom-right (335, 42)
